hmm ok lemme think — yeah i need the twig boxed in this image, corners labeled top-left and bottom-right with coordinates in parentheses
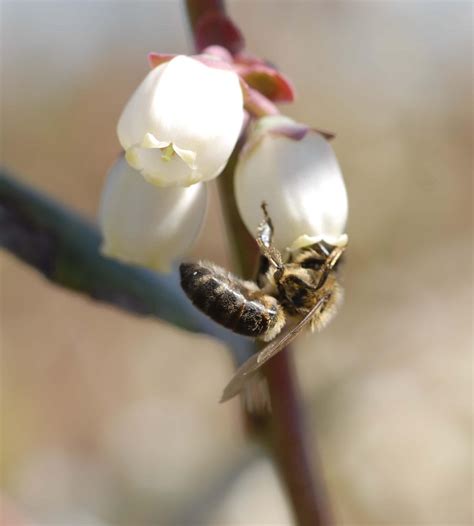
top-left (185, 0), bottom-right (226, 33)
top-left (0, 166), bottom-right (253, 364)
top-left (264, 350), bottom-right (333, 525)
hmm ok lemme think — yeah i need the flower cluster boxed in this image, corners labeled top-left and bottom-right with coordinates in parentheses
top-left (100, 45), bottom-right (348, 271)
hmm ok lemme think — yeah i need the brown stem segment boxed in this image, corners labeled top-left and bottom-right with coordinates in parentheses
top-left (218, 156), bottom-right (334, 526)
top-left (186, 0), bottom-right (226, 31)
top-left (215, 134), bottom-right (258, 278)
top-left (265, 350), bottom-right (333, 526)
top-left (182, 2), bottom-right (335, 523)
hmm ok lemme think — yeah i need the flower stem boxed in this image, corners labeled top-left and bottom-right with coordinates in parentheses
top-left (216, 144), bottom-right (334, 526)
top-left (264, 350), bottom-right (333, 525)
top-left (185, 0), bottom-right (226, 33)
top-left (183, 4), bottom-right (334, 523)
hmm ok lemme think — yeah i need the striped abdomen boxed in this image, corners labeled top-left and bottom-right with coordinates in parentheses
top-left (180, 261), bottom-right (284, 339)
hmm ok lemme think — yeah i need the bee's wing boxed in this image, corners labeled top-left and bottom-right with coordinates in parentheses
top-left (220, 352), bottom-right (262, 403)
top-left (220, 295), bottom-right (329, 402)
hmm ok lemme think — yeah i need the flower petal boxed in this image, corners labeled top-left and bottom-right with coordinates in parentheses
top-left (235, 116), bottom-right (348, 252)
top-left (117, 55), bottom-right (244, 187)
top-left (99, 156), bottom-right (208, 272)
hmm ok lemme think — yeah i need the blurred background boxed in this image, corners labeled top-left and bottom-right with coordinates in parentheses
top-left (1, 1), bottom-right (472, 525)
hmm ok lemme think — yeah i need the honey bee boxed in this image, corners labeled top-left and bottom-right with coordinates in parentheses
top-left (179, 203), bottom-right (347, 402)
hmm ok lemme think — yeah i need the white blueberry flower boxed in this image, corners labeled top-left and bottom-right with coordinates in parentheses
top-left (234, 115), bottom-right (348, 252)
top-left (99, 156), bottom-right (207, 272)
top-left (117, 55), bottom-right (244, 187)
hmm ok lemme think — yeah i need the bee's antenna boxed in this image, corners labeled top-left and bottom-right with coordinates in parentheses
top-left (257, 201), bottom-right (283, 269)
top-left (261, 200), bottom-right (270, 220)
top-left (315, 245), bottom-right (346, 289)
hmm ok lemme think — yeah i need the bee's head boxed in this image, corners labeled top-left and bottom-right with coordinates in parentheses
top-left (292, 243), bottom-right (345, 272)
top-left (292, 248), bottom-right (326, 270)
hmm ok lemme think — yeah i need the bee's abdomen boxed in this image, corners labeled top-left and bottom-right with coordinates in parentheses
top-left (180, 262), bottom-right (283, 339)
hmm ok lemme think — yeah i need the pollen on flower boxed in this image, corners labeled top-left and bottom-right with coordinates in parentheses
top-left (161, 144), bottom-right (175, 162)
top-left (125, 148), bottom-right (140, 169)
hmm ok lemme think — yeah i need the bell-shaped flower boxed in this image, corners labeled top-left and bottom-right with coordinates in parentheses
top-left (234, 115), bottom-right (348, 252)
top-left (99, 156), bottom-right (208, 272)
top-left (117, 55), bottom-right (244, 187)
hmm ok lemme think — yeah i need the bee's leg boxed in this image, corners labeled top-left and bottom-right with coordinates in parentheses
top-left (315, 245), bottom-right (346, 289)
top-left (256, 201), bottom-right (283, 269)
top-left (313, 241), bottom-right (330, 257)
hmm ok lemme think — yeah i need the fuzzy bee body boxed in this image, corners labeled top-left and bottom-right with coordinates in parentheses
top-left (180, 261), bottom-right (285, 340)
top-left (180, 247), bottom-right (343, 343)
top-left (179, 203), bottom-right (347, 402)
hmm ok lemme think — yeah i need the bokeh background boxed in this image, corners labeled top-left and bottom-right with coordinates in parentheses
top-left (1, 1), bottom-right (472, 525)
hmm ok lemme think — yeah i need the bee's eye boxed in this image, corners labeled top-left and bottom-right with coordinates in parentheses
top-left (300, 257), bottom-right (323, 269)
top-left (274, 268), bottom-right (283, 282)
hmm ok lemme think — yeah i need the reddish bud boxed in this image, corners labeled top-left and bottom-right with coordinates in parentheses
top-left (238, 65), bottom-right (296, 103)
top-left (194, 12), bottom-right (245, 55)
top-left (241, 80), bottom-right (280, 118)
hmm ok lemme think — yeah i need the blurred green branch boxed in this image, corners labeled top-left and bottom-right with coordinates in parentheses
top-left (0, 166), bottom-right (253, 363)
